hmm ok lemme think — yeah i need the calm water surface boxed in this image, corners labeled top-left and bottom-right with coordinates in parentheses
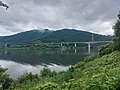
top-left (0, 48), bottom-right (97, 79)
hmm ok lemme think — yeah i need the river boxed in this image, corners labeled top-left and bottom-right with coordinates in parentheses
top-left (0, 48), bottom-right (97, 79)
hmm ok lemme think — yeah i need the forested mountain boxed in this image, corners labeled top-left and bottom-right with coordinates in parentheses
top-left (0, 29), bottom-right (112, 44)
top-left (40, 29), bottom-right (112, 42)
top-left (0, 29), bottom-right (52, 44)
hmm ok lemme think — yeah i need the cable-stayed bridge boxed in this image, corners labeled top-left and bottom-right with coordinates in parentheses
top-left (37, 41), bottom-right (112, 53)
top-left (34, 34), bottom-right (112, 53)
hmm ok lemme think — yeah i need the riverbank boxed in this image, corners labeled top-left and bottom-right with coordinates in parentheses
top-left (1, 51), bottom-right (119, 90)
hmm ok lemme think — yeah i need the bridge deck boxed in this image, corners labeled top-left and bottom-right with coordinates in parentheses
top-left (39, 41), bottom-right (112, 44)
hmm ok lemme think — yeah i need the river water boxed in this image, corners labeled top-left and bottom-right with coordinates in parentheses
top-left (0, 48), bottom-right (97, 79)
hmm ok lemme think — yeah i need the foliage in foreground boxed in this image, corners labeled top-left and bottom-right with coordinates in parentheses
top-left (98, 44), bottom-right (114, 57)
top-left (98, 12), bottom-right (120, 57)
top-left (13, 51), bottom-right (120, 90)
top-left (113, 19), bottom-right (120, 51)
top-left (0, 67), bottom-right (14, 90)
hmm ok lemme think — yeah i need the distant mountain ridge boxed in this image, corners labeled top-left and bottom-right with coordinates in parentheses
top-left (41, 29), bottom-right (112, 42)
top-left (0, 29), bottom-right (112, 45)
top-left (0, 29), bottom-right (52, 44)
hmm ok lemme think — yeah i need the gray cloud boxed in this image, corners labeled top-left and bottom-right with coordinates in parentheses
top-left (0, 0), bottom-right (120, 36)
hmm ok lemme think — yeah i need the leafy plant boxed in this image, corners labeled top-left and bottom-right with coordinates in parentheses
top-left (0, 67), bottom-right (14, 90)
top-left (98, 44), bottom-right (114, 57)
top-left (84, 55), bottom-right (96, 62)
top-left (35, 82), bottom-right (58, 90)
top-left (40, 68), bottom-right (57, 77)
top-left (113, 15), bottom-right (120, 51)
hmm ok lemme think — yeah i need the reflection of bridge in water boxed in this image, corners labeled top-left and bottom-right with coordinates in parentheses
top-left (38, 41), bottom-right (112, 53)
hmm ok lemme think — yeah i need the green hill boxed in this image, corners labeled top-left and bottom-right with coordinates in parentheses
top-left (41, 29), bottom-right (112, 42)
top-left (0, 29), bottom-right (52, 45)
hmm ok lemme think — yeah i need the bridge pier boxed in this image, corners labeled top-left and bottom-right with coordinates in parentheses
top-left (74, 43), bottom-right (77, 47)
top-left (74, 49), bottom-right (77, 54)
top-left (60, 43), bottom-right (63, 47)
top-left (67, 43), bottom-right (69, 47)
top-left (88, 43), bottom-right (91, 53)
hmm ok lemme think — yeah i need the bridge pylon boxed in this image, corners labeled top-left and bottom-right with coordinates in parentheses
top-left (92, 33), bottom-right (94, 42)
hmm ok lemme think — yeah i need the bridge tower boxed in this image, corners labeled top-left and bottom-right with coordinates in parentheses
top-left (92, 33), bottom-right (94, 42)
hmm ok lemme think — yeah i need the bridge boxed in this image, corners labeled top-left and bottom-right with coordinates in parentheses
top-left (35, 41), bottom-right (112, 53)
top-left (57, 41), bottom-right (112, 53)
top-left (35, 34), bottom-right (112, 53)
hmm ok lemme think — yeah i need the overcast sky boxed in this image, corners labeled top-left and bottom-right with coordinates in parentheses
top-left (0, 0), bottom-right (120, 36)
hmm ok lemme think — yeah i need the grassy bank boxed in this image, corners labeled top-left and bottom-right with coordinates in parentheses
top-left (0, 51), bottom-right (120, 90)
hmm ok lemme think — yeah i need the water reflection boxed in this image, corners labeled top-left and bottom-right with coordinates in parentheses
top-left (0, 48), bottom-right (97, 78)
top-left (0, 60), bottom-right (69, 79)
top-left (0, 49), bottom-right (96, 65)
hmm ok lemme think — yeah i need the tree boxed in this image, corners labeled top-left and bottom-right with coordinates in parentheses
top-left (0, 0), bottom-right (9, 10)
top-left (113, 12), bottom-right (120, 51)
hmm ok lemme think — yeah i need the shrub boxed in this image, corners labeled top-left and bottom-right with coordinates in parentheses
top-left (84, 56), bottom-right (96, 62)
top-left (113, 18), bottom-right (120, 51)
top-left (0, 67), bottom-right (14, 90)
top-left (35, 82), bottom-right (58, 90)
top-left (74, 61), bottom-right (86, 69)
top-left (98, 44), bottom-right (114, 57)
top-left (40, 68), bottom-right (57, 77)
top-left (17, 72), bottom-right (39, 83)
